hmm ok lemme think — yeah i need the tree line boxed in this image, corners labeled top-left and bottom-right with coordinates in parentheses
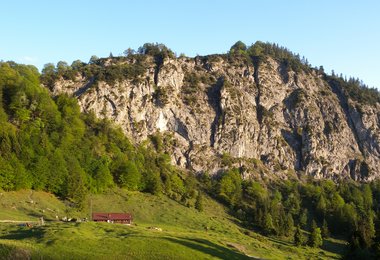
top-left (228, 40), bottom-right (380, 106)
top-left (40, 41), bottom-right (379, 107)
top-left (198, 167), bottom-right (380, 258)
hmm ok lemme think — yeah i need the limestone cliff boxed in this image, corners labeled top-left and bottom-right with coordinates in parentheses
top-left (50, 53), bottom-right (380, 181)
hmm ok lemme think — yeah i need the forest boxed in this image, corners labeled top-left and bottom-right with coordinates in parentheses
top-left (203, 168), bottom-right (380, 258)
top-left (0, 61), bottom-right (199, 209)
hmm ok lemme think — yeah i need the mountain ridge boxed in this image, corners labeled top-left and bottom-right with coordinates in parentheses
top-left (47, 42), bottom-right (380, 181)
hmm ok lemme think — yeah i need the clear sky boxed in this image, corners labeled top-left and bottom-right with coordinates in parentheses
top-left (1, 0), bottom-right (379, 88)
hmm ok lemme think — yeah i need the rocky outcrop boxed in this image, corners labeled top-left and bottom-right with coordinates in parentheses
top-left (51, 55), bottom-right (380, 181)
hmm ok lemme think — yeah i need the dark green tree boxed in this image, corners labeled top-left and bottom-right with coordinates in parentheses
top-left (311, 219), bottom-right (317, 231)
top-left (294, 225), bottom-right (304, 246)
top-left (31, 156), bottom-right (50, 190)
top-left (218, 168), bottom-right (242, 206)
top-left (285, 213), bottom-right (295, 237)
top-left (229, 41), bottom-right (247, 55)
top-left (195, 192), bottom-right (204, 212)
top-left (11, 156), bottom-right (32, 190)
top-left (71, 60), bottom-right (85, 71)
top-left (144, 170), bottom-right (162, 195)
top-left (299, 208), bottom-right (308, 228)
top-left (321, 218), bottom-right (330, 238)
top-left (168, 174), bottom-right (185, 195)
top-left (308, 226), bottom-right (323, 248)
top-left (92, 159), bottom-right (114, 193)
top-left (64, 156), bottom-right (88, 209)
top-left (316, 195), bottom-right (327, 219)
top-left (46, 148), bottom-right (68, 194)
top-left (40, 63), bottom-right (56, 88)
top-left (356, 214), bottom-right (376, 249)
top-left (123, 48), bottom-right (135, 56)
top-left (89, 55), bottom-right (99, 64)
top-left (0, 156), bottom-right (15, 191)
top-left (263, 213), bottom-right (275, 235)
top-left (56, 61), bottom-right (70, 76)
top-left (118, 160), bottom-right (142, 191)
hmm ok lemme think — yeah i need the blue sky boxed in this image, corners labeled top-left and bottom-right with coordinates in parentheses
top-left (1, 0), bottom-right (379, 88)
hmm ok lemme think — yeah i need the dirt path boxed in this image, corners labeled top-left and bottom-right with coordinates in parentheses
top-left (0, 220), bottom-right (38, 223)
top-left (28, 190), bottom-right (34, 202)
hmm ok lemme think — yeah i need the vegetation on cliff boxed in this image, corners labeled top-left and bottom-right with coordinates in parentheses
top-left (1, 41), bottom-right (380, 258)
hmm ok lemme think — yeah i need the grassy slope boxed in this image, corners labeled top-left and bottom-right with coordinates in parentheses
top-left (0, 189), bottom-right (347, 259)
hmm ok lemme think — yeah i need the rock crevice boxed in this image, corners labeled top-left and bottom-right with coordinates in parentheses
top-left (51, 56), bottom-right (380, 181)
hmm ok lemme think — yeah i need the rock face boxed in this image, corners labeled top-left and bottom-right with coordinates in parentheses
top-left (51, 55), bottom-right (380, 181)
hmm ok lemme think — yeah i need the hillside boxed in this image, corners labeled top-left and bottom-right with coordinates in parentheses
top-left (0, 189), bottom-right (346, 259)
top-left (47, 42), bottom-right (380, 181)
top-left (1, 42), bottom-right (380, 258)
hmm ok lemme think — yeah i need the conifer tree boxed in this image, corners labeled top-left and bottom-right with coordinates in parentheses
top-left (299, 208), bottom-right (308, 228)
top-left (195, 192), bottom-right (204, 212)
top-left (285, 213), bottom-right (295, 237)
top-left (310, 219), bottom-right (317, 231)
top-left (294, 225), bottom-right (303, 246)
top-left (308, 226), bottom-right (323, 248)
top-left (263, 213), bottom-right (274, 235)
top-left (321, 219), bottom-right (330, 238)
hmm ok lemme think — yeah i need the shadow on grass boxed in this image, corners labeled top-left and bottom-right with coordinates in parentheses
top-left (269, 235), bottom-right (347, 258)
top-left (0, 226), bottom-right (45, 240)
top-left (163, 237), bottom-right (257, 259)
top-left (322, 238), bottom-right (348, 256)
top-left (0, 243), bottom-right (31, 259)
top-left (267, 237), bottom-right (292, 247)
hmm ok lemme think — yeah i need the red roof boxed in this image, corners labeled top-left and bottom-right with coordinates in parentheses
top-left (92, 213), bottom-right (132, 221)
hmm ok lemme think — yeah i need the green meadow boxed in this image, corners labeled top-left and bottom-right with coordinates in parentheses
top-left (0, 189), bottom-right (347, 259)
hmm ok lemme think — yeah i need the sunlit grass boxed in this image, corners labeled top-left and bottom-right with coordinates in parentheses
top-left (0, 189), bottom-right (347, 259)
